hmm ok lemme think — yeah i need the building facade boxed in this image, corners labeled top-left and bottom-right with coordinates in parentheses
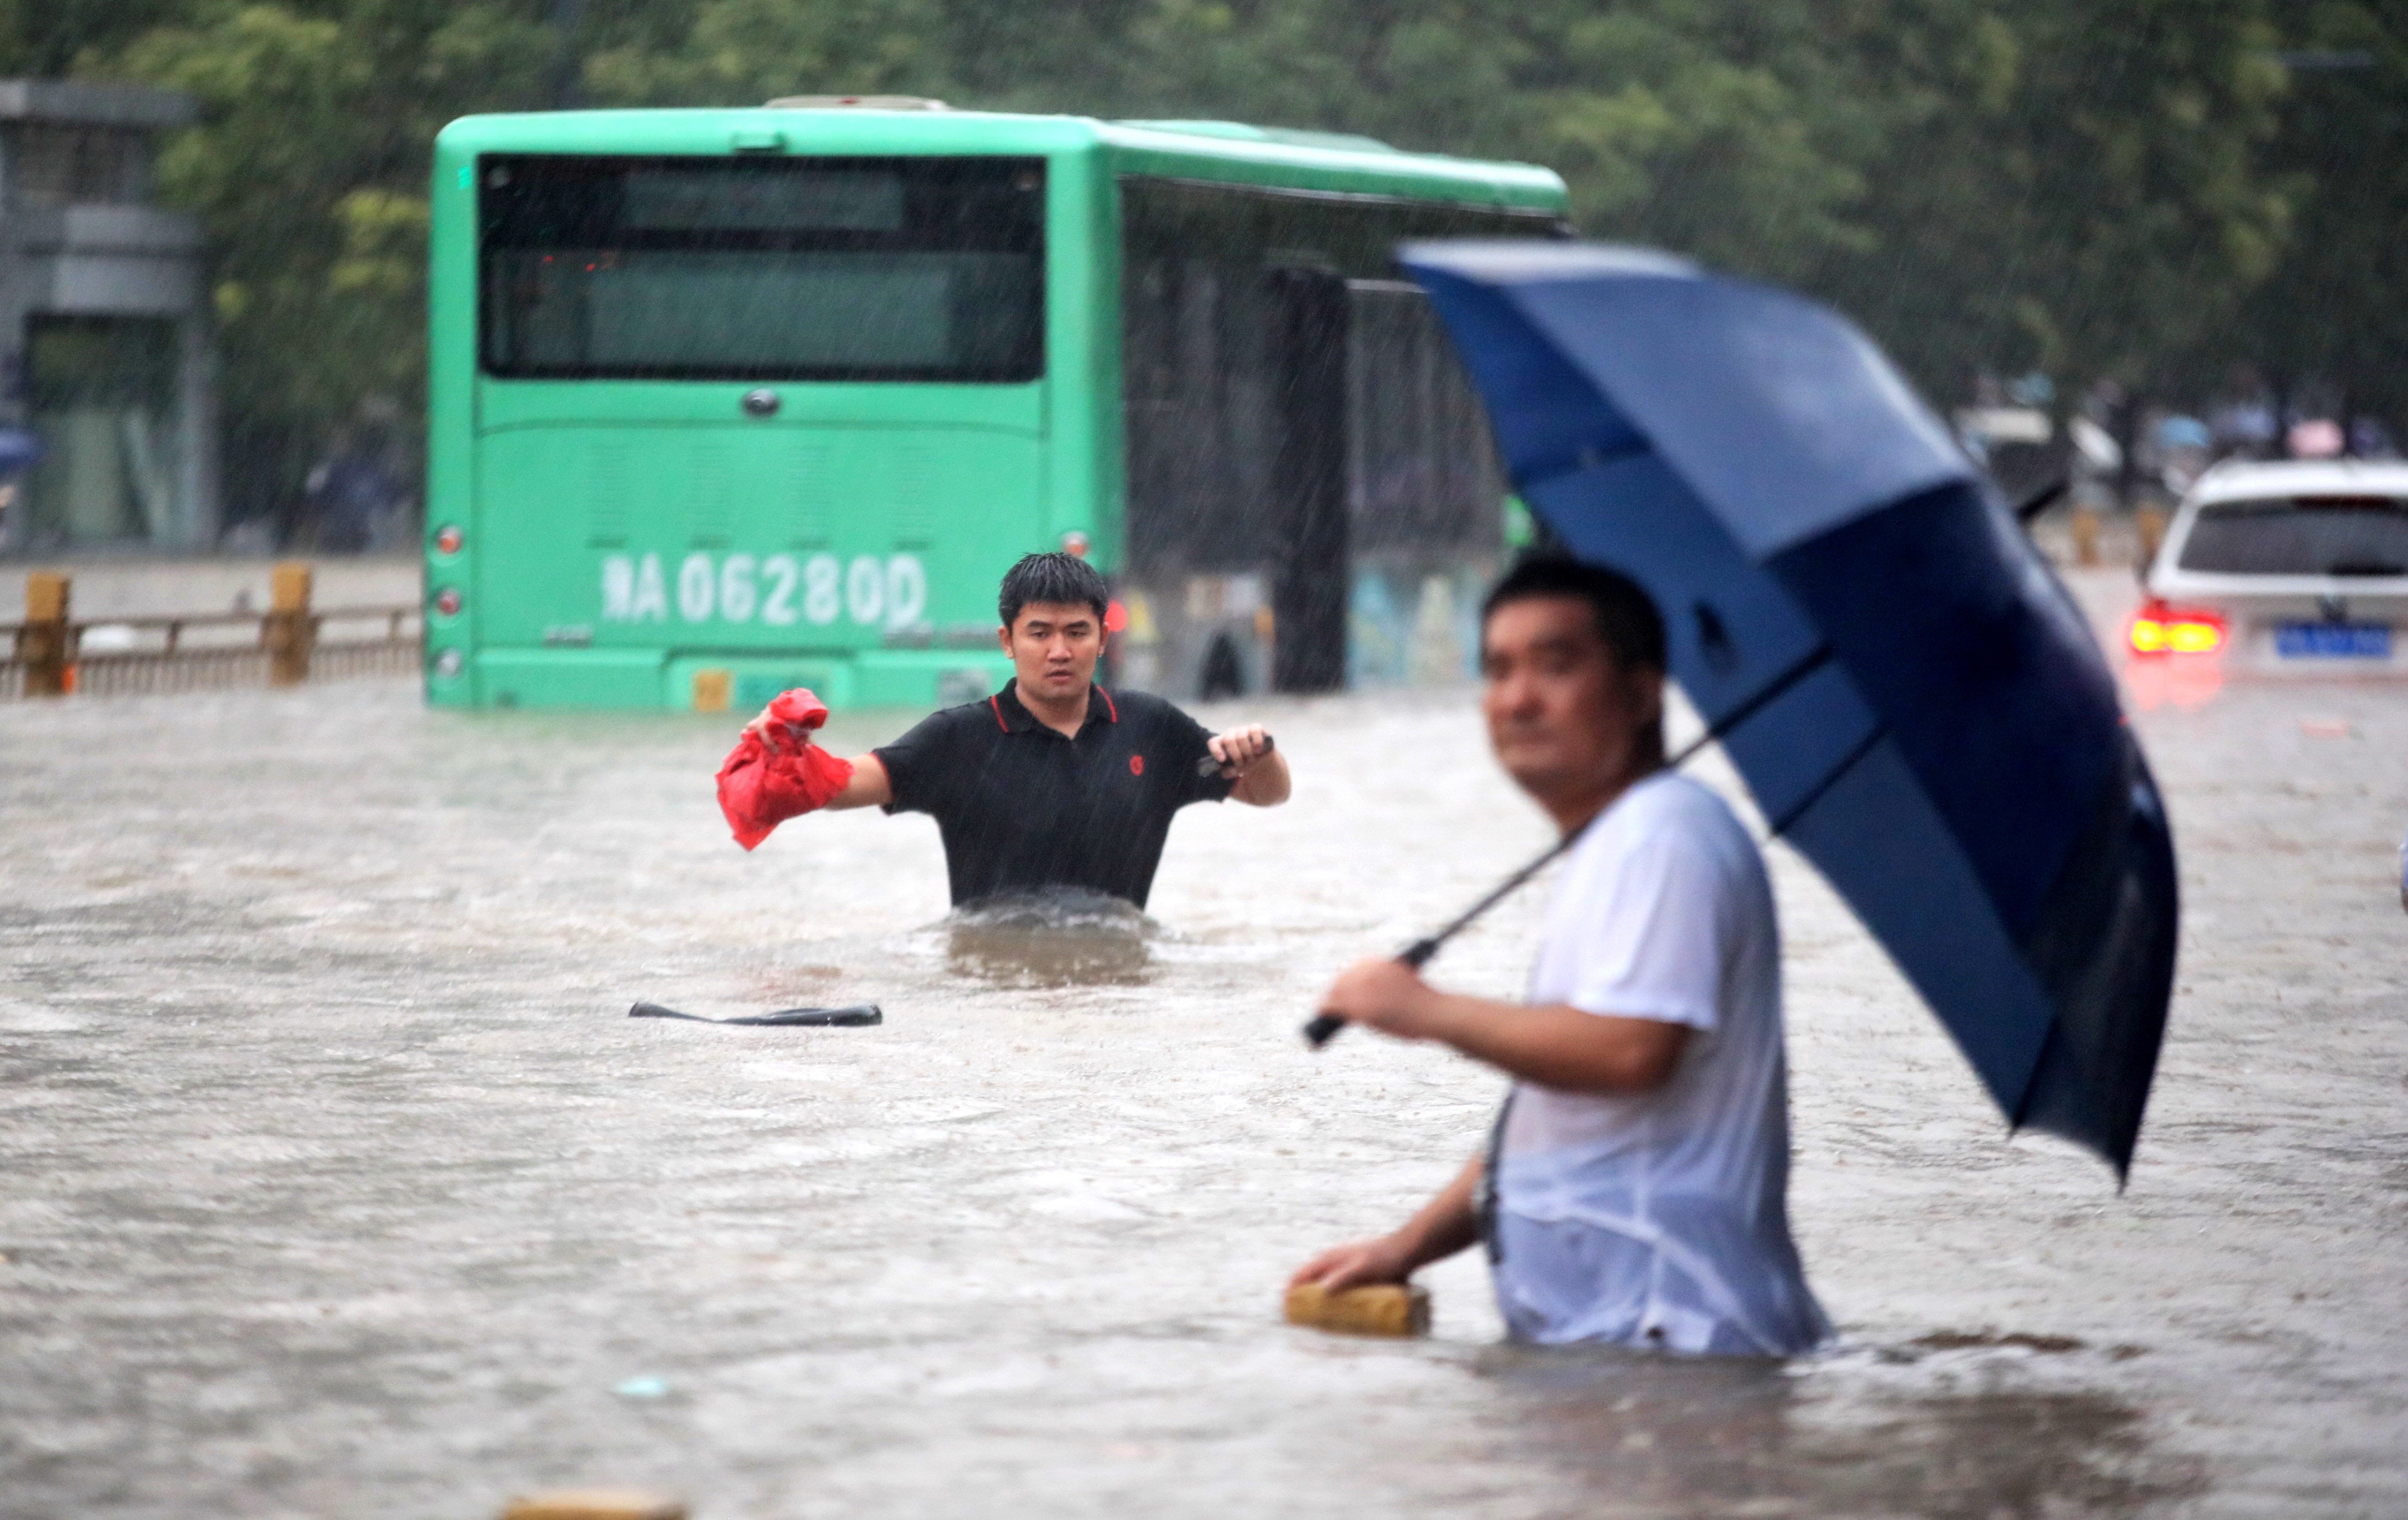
top-left (0, 79), bottom-right (217, 555)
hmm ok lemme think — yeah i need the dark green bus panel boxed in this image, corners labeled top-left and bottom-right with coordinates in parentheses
top-left (422, 107), bottom-right (1566, 711)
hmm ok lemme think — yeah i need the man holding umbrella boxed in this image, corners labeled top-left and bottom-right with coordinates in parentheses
top-left (1291, 555), bottom-right (1829, 1357)
top-left (1288, 240), bottom-right (2176, 1352)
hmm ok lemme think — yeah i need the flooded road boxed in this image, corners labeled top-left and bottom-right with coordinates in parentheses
top-left (3, 579), bottom-right (2404, 1517)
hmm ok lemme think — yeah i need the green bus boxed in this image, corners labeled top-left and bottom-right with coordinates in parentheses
top-left (424, 102), bottom-right (1567, 711)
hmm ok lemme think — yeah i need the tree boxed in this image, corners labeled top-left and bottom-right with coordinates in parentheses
top-left (0, 0), bottom-right (180, 75)
top-left (2210, 1), bottom-right (2408, 438)
top-left (1805, 0), bottom-right (2291, 417)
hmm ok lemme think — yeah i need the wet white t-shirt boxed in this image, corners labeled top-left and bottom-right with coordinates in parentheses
top-left (1493, 771), bottom-right (1828, 1356)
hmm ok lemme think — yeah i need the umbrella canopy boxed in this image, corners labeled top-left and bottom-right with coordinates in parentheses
top-left (1403, 241), bottom-right (2176, 1178)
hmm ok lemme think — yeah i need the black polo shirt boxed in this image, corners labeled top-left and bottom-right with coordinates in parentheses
top-left (875, 680), bottom-right (1237, 908)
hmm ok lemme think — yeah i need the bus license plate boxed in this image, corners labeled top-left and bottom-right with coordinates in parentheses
top-left (2276, 622), bottom-right (2393, 659)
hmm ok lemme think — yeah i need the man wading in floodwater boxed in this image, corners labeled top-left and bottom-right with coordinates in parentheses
top-left (1292, 556), bottom-right (1828, 1357)
top-left (724, 551), bottom-right (1290, 907)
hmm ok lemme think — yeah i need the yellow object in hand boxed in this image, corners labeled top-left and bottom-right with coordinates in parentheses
top-left (1283, 1281), bottom-right (1431, 1337)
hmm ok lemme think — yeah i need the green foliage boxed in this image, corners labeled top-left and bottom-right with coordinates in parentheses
top-left (1809, 0), bottom-right (2293, 401)
top-left (2216, 0), bottom-right (2408, 424)
top-left (38, 0), bottom-right (2404, 528)
top-left (0, 0), bottom-right (182, 76)
top-left (583, 0), bottom-right (943, 105)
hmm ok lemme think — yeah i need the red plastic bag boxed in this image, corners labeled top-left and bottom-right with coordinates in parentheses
top-left (716, 688), bottom-right (856, 850)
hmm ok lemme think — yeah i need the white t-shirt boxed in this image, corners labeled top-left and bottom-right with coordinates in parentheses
top-left (1492, 771), bottom-right (1827, 1356)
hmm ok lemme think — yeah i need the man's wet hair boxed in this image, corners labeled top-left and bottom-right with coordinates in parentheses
top-left (999, 551), bottom-right (1110, 629)
top-left (1481, 553), bottom-right (1667, 672)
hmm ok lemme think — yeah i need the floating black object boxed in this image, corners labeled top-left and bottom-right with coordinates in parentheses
top-left (628, 1001), bottom-right (882, 1027)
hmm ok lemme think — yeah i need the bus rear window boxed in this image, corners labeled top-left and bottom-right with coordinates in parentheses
top-left (479, 154), bottom-right (1045, 382)
top-left (2178, 496), bottom-right (2408, 577)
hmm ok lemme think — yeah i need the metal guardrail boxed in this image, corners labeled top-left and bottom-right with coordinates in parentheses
top-left (2, 564), bottom-right (422, 701)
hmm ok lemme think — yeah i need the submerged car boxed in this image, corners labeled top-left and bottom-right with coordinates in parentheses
top-left (2137, 460), bottom-right (2408, 675)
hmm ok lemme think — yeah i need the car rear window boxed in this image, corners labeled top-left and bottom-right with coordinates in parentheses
top-left (2177, 495), bottom-right (2408, 577)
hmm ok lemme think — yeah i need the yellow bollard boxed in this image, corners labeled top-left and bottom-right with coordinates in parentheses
top-left (500, 1490), bottom-right (687, 1520)
top-left (264, 561), bottom-right (314, 686)
top-left (19, 571), bottom-right (70, 696)
top-left (1284, 1281), bottom-right (1431, 1337)
top-left (2070, 506), bottom-right (2101, 567)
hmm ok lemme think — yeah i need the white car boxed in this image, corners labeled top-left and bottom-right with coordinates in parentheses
top-left (2137, 459), bottom-right (2408, 675)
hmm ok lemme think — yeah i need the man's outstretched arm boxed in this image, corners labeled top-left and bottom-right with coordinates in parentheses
top-left (1315, 959), bottom-right (1690, 1095)
top-left (1208, 723), bottom-right (1290, 806)
top-left (1290, 1152), bottom-right (1482, 1292)
top-left (819, 752), bottom-right (891, 811)
top-left (740, 705), bottom-right (893, 811)
top-left (1286, 961), bottom-right (1689, 1293)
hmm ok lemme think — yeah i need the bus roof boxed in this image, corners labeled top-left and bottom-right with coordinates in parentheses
top-left (434, 107), bottom-right (1569, 212)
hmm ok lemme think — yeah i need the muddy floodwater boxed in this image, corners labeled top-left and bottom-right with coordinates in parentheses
top-left (3, 587), bottom-right (2404, 1517)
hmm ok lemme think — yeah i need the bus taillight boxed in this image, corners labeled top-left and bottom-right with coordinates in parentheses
top-left (434, 587), bottom-right (463, 618)
top-left (434, 524), bottom-right (464, 555)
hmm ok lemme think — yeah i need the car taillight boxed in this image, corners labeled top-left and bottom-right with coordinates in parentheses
top-left (434, 587), bottom-right (463, 618)
top-left (434, 523), bottom-right (464, 555)
top-left (2129, 604), bottom-right (2225, 656)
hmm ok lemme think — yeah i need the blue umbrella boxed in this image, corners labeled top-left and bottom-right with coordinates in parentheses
top-left (1401, 242), bottom-right (2176, 1179)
